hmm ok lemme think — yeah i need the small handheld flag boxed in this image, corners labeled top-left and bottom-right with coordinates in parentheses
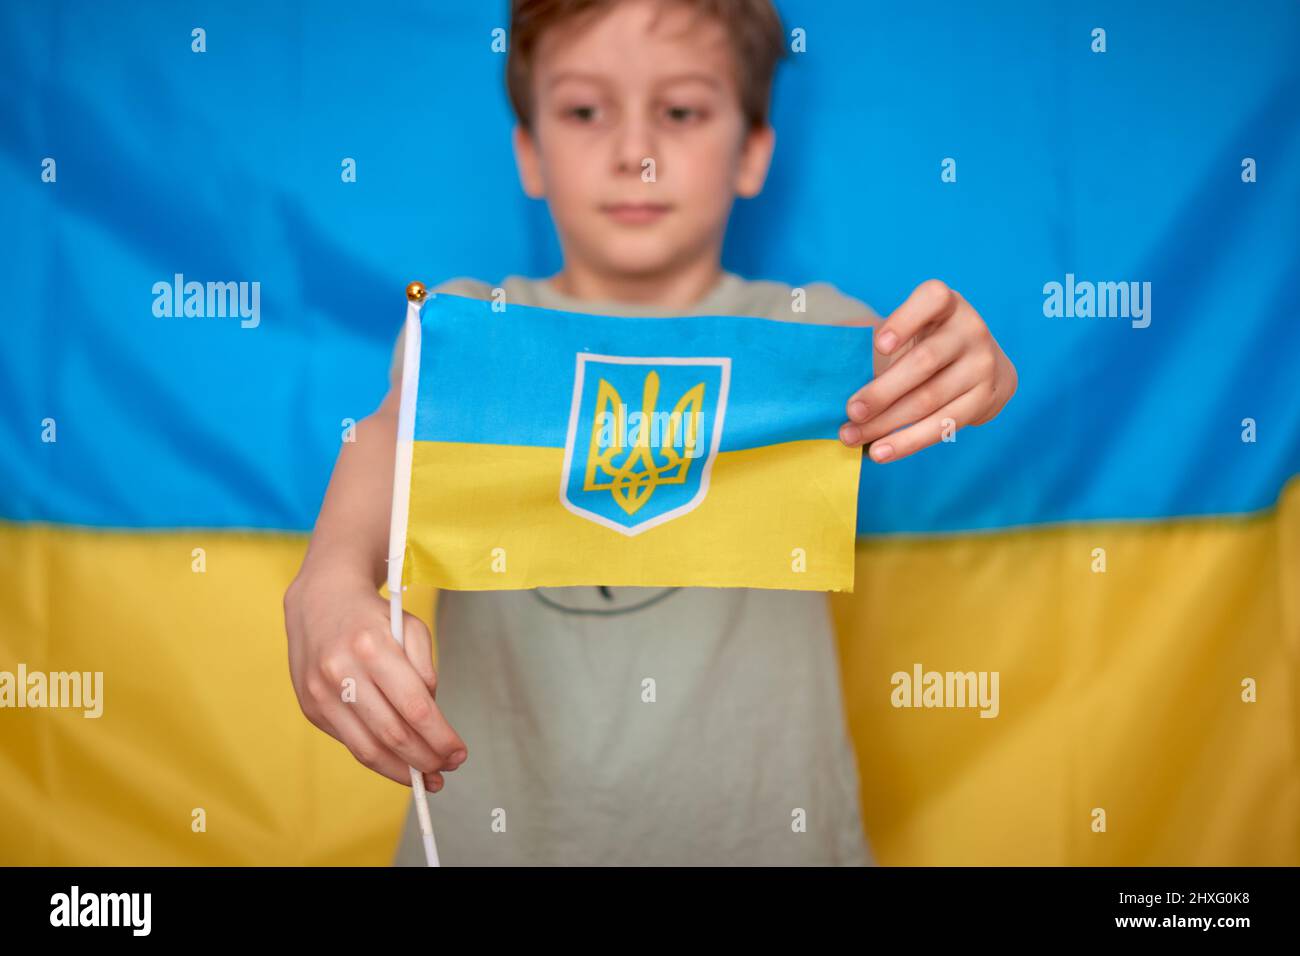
top-left (390, 286), bottom-right (873, 595)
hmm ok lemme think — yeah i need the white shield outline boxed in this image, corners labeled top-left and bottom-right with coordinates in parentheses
top-left (559, 353), bottom-right (731, 536)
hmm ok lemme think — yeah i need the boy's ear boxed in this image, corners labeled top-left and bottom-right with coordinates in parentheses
top-left (735, 124), bottom-right (776, 199)
top-left (512, 124), bottom-right (546, 199)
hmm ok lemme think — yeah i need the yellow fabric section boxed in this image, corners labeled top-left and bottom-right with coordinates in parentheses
top-left (1, 478), bottom-right (1295, 865)
top-left (0, 526), bottom-right (408, 865)
top-left (406, 438), bottom-right (862, 592)
top-left (830, 475), bottom-right (1300, 865)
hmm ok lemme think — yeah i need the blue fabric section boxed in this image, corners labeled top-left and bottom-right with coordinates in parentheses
top-left (0, 1), bottom-right (1296, 533)
top-left (414, 294), bottom-right (871, 451)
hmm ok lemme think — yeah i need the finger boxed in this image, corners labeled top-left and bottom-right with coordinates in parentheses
top-left (397, 613), bottom-right (461, 777)
top-left (873, 278), bottom-right (958, 356)
top-left (843, 324), bottom-right (964, 428)
top-left (353, 670), bottom-right (463, 774)
top-left (862, 388), bottom-right (987, 464)
top-left (843, 349), bottom-right (988, 448)
top-left (400, 611), bottom-right (438, 699)
top-left (355, 630), bottom-right (467, 766)
top-left (326, 695), bottom-right (446, 792)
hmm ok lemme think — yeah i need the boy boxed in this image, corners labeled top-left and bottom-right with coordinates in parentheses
top-left (283, 0), bottom-right (1016, 865)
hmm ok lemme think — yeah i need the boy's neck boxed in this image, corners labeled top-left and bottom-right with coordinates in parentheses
top-left (547, 259), bottom-right (725, 309)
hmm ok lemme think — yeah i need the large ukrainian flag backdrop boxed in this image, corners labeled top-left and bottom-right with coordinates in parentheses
top-left (1, 0), bottom-right (1297, 865)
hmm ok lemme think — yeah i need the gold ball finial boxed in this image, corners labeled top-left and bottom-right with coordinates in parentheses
top-left (406, 281), bottom-right (427, 304)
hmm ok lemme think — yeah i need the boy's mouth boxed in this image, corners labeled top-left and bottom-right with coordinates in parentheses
top-left (600, 202), bottom-right (672, 225)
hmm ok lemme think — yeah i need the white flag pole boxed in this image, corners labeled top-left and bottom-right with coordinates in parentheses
top-left (388, 280), bottom-right (439, 867)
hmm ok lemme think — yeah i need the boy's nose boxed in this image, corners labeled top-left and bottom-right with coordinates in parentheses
top-left (613, 119), bottom-right (655, 176)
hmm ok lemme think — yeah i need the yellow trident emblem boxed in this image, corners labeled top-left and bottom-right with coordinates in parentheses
top-left (584, 370), bottom-right (706, 516)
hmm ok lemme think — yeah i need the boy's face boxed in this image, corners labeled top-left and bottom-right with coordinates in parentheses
top-left (514, 0), bottom-right (775, 282)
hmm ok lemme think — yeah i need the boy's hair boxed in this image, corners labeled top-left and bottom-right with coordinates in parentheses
top-left (507, 0), bottom-right (787, 133)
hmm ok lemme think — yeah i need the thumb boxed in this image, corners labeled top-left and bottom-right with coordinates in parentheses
top-left (400, 611), bottom-right (438, 699)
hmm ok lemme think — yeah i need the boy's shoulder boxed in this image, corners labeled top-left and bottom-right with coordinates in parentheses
top-left (723, 275), bottom-right (881, 326)
top-left (430, 276), bottom-right (497, 300)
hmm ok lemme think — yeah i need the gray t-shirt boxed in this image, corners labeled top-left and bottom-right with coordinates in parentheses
top-left (391, 271), bottom-right (878, 865)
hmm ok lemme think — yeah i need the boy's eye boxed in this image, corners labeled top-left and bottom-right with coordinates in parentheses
top-left (564, 104), bottom-right (601, 123)
top-left (662, 104), bottom-right (705, 124)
